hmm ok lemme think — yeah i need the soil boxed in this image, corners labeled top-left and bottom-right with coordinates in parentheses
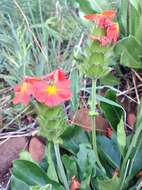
top-left (0, 137), bottom-right (28, 188)
top-left (0, 136), bottom-right (45, 189)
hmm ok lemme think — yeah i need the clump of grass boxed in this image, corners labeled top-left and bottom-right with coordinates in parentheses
top-left (0, 0), bottom-right (84, 131)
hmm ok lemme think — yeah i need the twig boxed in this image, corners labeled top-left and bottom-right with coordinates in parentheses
top-left (0, 137), bottom-right (10, 146)
top-left (132, 69), bottom-right (142, 82)
top-left (0, 128), bottom-right (38, 140)
top-left (132, 73), bottom-right (140, 104)
top-left (117, 84), bottom-right (142, 96)
top-left (0, 87), bottom-right (13, 94)
top-left (5, 176), bottom-right (11, 190)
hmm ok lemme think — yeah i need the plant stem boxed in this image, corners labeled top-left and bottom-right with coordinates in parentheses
top-left (54, 143), bottom-right (69, 190)
top-left (91, 79), bottom-right (106, 174)
top-left (91, 79), bottom-right (97, 150)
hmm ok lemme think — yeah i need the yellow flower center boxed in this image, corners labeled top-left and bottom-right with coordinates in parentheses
top-left (20, 82), bottom-right (28, 93)
top-left (45, 85), bottom-right (58, 95)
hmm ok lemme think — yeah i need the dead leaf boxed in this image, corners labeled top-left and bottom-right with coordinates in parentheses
top-left (71, 108), bottom-right (109, 134)
top-left (28, 137), bottom-right (45, 163)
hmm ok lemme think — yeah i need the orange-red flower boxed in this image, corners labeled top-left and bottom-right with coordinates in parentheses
top-left (13, 81), bottom-right (33, 105)
top-left (32, 70), bottom-right (72, 107)
top-left (70, 176), bottom-right (80, 190)
top-left (13, 70), bottom-right (72, 107)
top-left (33, 80), bottom-right (72, 107)
top-left (84, 10), bottom-right (119, 45)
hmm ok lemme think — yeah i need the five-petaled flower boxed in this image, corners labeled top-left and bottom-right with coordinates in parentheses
top-left (13, 69), bottom-right (72, 107)
top-left (33, 74), bottom-right (72, 107)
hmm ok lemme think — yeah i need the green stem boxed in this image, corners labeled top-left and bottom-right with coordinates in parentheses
top-left (91, 79), bottom-right (106, 174)
top-left (91, 79), bottom-right (97, 151)
top-left (54, 143), bottom-right (69, 190)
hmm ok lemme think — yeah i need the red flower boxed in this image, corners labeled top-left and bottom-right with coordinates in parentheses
top-left (70, 176), bottom-right (80, 190)
top-left (13, 70), bottom-right (72, 107)
top-left (33, 70), bottom-right (72, 107)
top-left (84, 10), bottom-right (119, 45)
top-left (13, 81), bottom-right (33, 105)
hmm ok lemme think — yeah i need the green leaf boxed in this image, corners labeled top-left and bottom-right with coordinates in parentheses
top-left (76, 143), bottom-right (96, 180)
top-left (12, 160), bottom-right (63, 189)
top-left (61, 126), bottom-right (90, 154)
top-left (119, 0), bottom-right (129, 33)
top-left (97, 176), bottom-right (120, 190)
top-left (129, 1), bottom-right (139, 35)
top-left (62, 155), bottom-right (78, 179)
top-left (129, 0), bottom-right (139, 11)
top-left (100, 73), bottom-right (120, 86)
top-left (80, 175), bottom-right (91, 190)
top-left (76, 0), bottom-right (113, 13)
top-left (30, 184), bottom-right (52, 190)
top-left (76, 0), bottom-right (97, 14)
top-left (12, 160), bottom-right (51, 186)
top-left (11, 176), bottom-right (30, 190)
top-left (125, 102), bottom-right (142, 180)
top-left (46, 143), bottom-right (59, 183)
top-left (97, 135), bottom-right (121, 169)
top-left (100, 90), bottom-right (123, 131)
top-left (70, 69), bottom-right (79, 111)
top-left (117, 117), bottom-right (126, 157)
top-left (97, 95), bottom-right (125, 111)
top-left (114, 35), bottom-right (142, 69)
top-left (135, 14), bottom-right (142, 43)
top-left (127, 141), bottom-right (142, 181)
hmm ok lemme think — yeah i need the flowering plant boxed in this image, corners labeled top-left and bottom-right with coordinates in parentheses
top-left (11, 1), bottom-right (142, 190)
